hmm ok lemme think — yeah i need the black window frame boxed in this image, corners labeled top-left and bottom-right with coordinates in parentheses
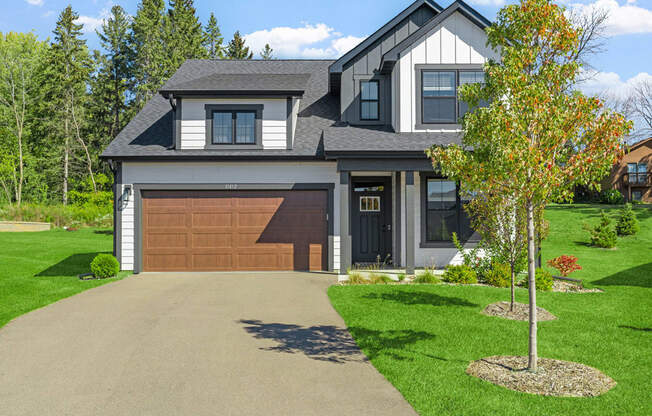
top-left (360, 80), bottom-right (380, 121)
top-left (205, 104), bottom-right (263, 149)
top-left (419, 173), bottom-right (478, 248)
top-left (414, 64), bottom-right (485, 130)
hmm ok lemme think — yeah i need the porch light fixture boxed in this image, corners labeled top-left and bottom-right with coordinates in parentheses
top-left (122, 185), bottom-right (132, 204)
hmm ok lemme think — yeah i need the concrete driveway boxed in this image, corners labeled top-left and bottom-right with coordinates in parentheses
top-left (0, 273), bottom-right (416, 416)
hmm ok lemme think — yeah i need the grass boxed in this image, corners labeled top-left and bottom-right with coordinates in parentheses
top-left (329, 204), bottom-right (651, 415)
top-left (0, 228), bottom-right (130, 328)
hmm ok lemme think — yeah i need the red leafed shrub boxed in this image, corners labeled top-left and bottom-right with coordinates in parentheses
top-left (547, 255), bottom-right (582, 277)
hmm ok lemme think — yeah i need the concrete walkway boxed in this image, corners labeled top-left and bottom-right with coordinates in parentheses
top-left (0, 273), bottom-right (416, 416)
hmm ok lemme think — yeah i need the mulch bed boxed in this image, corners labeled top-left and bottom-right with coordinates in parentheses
top-left (482, 301), bottom-right (557, 321)
top-left (466, 355), bottom-right (616, 397)
top-left (553, 280), bottom-right (603, 293)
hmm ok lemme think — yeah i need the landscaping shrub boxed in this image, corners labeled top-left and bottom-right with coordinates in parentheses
top-left (90, 254), bottom-right (120, 278)
top-left (369, 273), bottom-right (393, 284)
top-left (586, 211), bottom-right (618, 248)
top-left (485, 263), bottom-right (511, 287)
top-left (413, 268), bottom-right (440, 284)
top-left (599, 189), bottom-right (624, 205)
top-left (452, 232), bottom-right (491, 279)
top-left (346, 271), bottom-right (368, 285)
top-left (397, 273), bottom-right (406, 282)
top-left (442, 264), bottom-right (477, 284)
top-left (546, 255), bottom-right (582, 277)
top-left (523, 268), bottom-right (553, 291)
top-left (616, 203), bottom-right (640, 236)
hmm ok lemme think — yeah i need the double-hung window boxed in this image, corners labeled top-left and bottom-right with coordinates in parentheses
top-left (205, 104), bottom-right (263, 148)
top-left (628, 162), bottom-right (648, 184)
top-left (420, 69), bottom-right (485, 125)
top-left (360, 80), bottom-right (379, 120)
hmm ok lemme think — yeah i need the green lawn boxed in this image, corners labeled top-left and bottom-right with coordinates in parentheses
top-left (329, 204), bottom-right (651, 416)
top-left (0, 228), bottom-right (129, 328)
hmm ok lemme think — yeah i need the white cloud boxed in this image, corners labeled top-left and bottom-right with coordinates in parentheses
top-left (568, 0), bottom-right (652, 35)
top-left (75, 8), bottom-right (111, 33)
top-left (467, 0), bottom-right (506, 6)
top-left (25, 0), bottom-right (44, 6)
top-left (244, 23), bottom-right (365, 59)
top-left (578, 70), bottom-right (652, 97)
top-left (41, 10), bottom-right (54, 18)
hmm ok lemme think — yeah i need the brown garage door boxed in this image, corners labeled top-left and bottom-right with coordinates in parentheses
top-left (141, 190), bottom-right (328, 272)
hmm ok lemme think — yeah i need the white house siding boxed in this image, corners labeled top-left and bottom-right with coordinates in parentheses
top-left (180, 98), bottom-right (287, 150)
top-left (119, 161), bottom-right (340, 271)
top-left (395, 11), bottom-right (499, 133)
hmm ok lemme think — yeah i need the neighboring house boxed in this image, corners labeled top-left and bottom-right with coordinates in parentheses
top-left (101, 0), bottom-right (497, 274)
top-left (603, 137), bottom-right (652, 203)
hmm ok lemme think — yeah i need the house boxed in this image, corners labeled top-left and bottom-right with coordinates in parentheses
top-left (603, 137), bottom-right (652, 203)
top-left (101, 0), bottom-right (498, 274)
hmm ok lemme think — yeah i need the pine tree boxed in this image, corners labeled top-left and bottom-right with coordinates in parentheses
top-left (39, 6), bottom-right (95, 204)
top-left (165, 0), bottom-right (207, 70)
top-left (260, 43), bottom-right (273, 60)
top-left (203, 12), bottom-right (223, 59)
top-left (226, 31), bottom-right (253, 59)
top-left (96, 5), bottom-right (132, 140)
top-left (131, 0), bottom-right (168, 108)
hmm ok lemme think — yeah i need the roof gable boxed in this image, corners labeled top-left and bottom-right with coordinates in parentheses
top-left (328, 0), bottom-right (443, 74)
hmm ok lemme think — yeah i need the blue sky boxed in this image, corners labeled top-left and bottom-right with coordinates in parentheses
top-left (2, 0), bottom-right (651, 97)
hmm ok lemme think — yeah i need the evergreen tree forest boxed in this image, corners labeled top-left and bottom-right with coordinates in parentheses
top-left (0, 1), bottom-right (255, 215)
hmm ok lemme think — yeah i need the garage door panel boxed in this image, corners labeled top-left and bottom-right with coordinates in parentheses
top-left (142, 190), bottom-right (327, 272)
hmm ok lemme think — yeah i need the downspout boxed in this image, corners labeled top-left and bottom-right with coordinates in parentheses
top-left (167, 93), bottom-right (177, 150)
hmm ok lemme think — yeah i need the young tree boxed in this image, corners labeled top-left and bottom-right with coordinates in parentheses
top-left (0, 32), bottom-right (45, 206)
top-left (226, 31), bottom-right (253, 59)
top-left (260, 43), bottom-right (273, 60)
top-left (96, 5), bottom-right (132, 140)
top-left (165, 0), bottom-right (207, 70)
top-left (40, 6), bottom-right (96, 204)
top-left (427, 0), bottom-right (631, 372)
top-left (203, 12), bottom-right (223, 59)
top-left (131, 0), bottom-right (168, 108)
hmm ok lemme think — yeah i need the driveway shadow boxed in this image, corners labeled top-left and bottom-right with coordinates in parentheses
top-left (35, 252), bottom-right (108, 277)
top-left (238, 319), bottom-right (435, 364)
top-left (362, 291), bottom-right (478, 307)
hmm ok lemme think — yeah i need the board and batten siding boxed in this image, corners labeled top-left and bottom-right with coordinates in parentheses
top-left (180, 98), bottom-right (287, 149)
top-left (397, 11), bottom-right (499, 133)
top-left (118, 161), bottom-right (341, 272)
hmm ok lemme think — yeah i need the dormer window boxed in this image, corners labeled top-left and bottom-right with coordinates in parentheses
top-left (205, 104), bottom-right (263, 149)
top-left (360, 80), bottom-right (379, 121)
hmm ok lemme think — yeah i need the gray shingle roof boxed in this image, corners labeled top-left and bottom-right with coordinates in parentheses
top-left (160, 72), bottom-right (311, 95)
top-left (323, 125), bottom-right (461, 154)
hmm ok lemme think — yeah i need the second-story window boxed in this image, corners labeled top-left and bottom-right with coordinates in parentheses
top-left (212, 111), bottom-right (256, 144)
top-left (361, 80), bottom-right (379, 120)
top-left (420, 69), bottom-right (486, 124)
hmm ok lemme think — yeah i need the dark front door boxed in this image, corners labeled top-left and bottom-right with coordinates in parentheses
top-left (351, 177), bottom-right (392, 265)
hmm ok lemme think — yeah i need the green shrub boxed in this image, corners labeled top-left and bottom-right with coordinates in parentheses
top-left (523, 268), bottom-right (553, 291)
top-left (413, 269), bottom-right (440, 284)
top-left (442, 264), bottom-right (477, 284)
top-left (616, 203), bottom-right (640, 236)
top-left (369, 273), bottom-right (393, 284)
top-left (397, 273), bottom-right (406, 282)
top-left (586, 211), bottom-right (618, 248)
top-left (485, 263), bottom-right (511, 287)
top-left (600, 189), bottom-right (624, 205)
top-left (346, 271), bottom-right (368, 285)
top-left (452, 232), bottom-right (492, 279)
top-left (90, 254), bottom-right (120, 278)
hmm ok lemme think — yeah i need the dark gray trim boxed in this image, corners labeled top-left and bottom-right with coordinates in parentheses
top-left (113, 162), bottom-right (123, 266)
top-left (132, 182), bottom-right (335, 274)
top-left (414, 65), bottom-right (484, 129)
top-left (103, 155), bottom-right (323, 162)
top-left (174, 97), bottom-right (182, 150)
top-left (329, 0), bottom-right (443, 74)
top-left (161, 90), bottom-right (304, 98)
top-left (337, 158), bottom-right (433, 172)
top-left (405, 171), bottom-right (415, 274)
top-left (286, 97), bottom-right (293, 150)
top-left (394, 171), bottom-right (402, 267)
top-left (204, 104), bottom-right (264, 149)
top-left (381, 0), bottom-right (493, 66)
top-left (339, 172), bottom-right (352, 274)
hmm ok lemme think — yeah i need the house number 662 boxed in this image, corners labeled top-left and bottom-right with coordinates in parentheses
top-left (224, 184), bottom-right (238, 190)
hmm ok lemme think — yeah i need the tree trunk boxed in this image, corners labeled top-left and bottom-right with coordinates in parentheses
top-left (63, 119), bottom-right (69, 206)
top-left (526, 199), bottom-right (537, 372)
top-left (510, 266), bottom-right (515, 312)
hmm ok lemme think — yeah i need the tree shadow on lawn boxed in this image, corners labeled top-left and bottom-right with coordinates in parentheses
top-left (619, 325), bottom-right (652, 332)
top-left (363, 290), bottom-right (479, 308)
top-left (35, 252), bottom-right (108, 277)
top-left (238, 319), bottom-right (435, 364)
top-left (593, 262), bottom-right (652, 288)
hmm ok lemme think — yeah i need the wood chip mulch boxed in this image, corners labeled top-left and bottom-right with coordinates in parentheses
top-left (466, 355), bottom-right (616, 397)
top-left (482, 301), bottom-right (557, 321)
top-left (553, 280), bottom-right (603, 293)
